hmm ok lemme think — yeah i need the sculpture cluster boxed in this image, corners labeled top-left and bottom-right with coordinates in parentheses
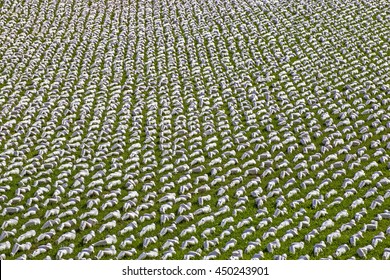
top-left (0, 0), bottom-right (389, 260)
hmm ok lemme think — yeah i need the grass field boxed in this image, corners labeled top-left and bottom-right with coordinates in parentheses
top-left (0, 0), bottom-right (389, 260)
